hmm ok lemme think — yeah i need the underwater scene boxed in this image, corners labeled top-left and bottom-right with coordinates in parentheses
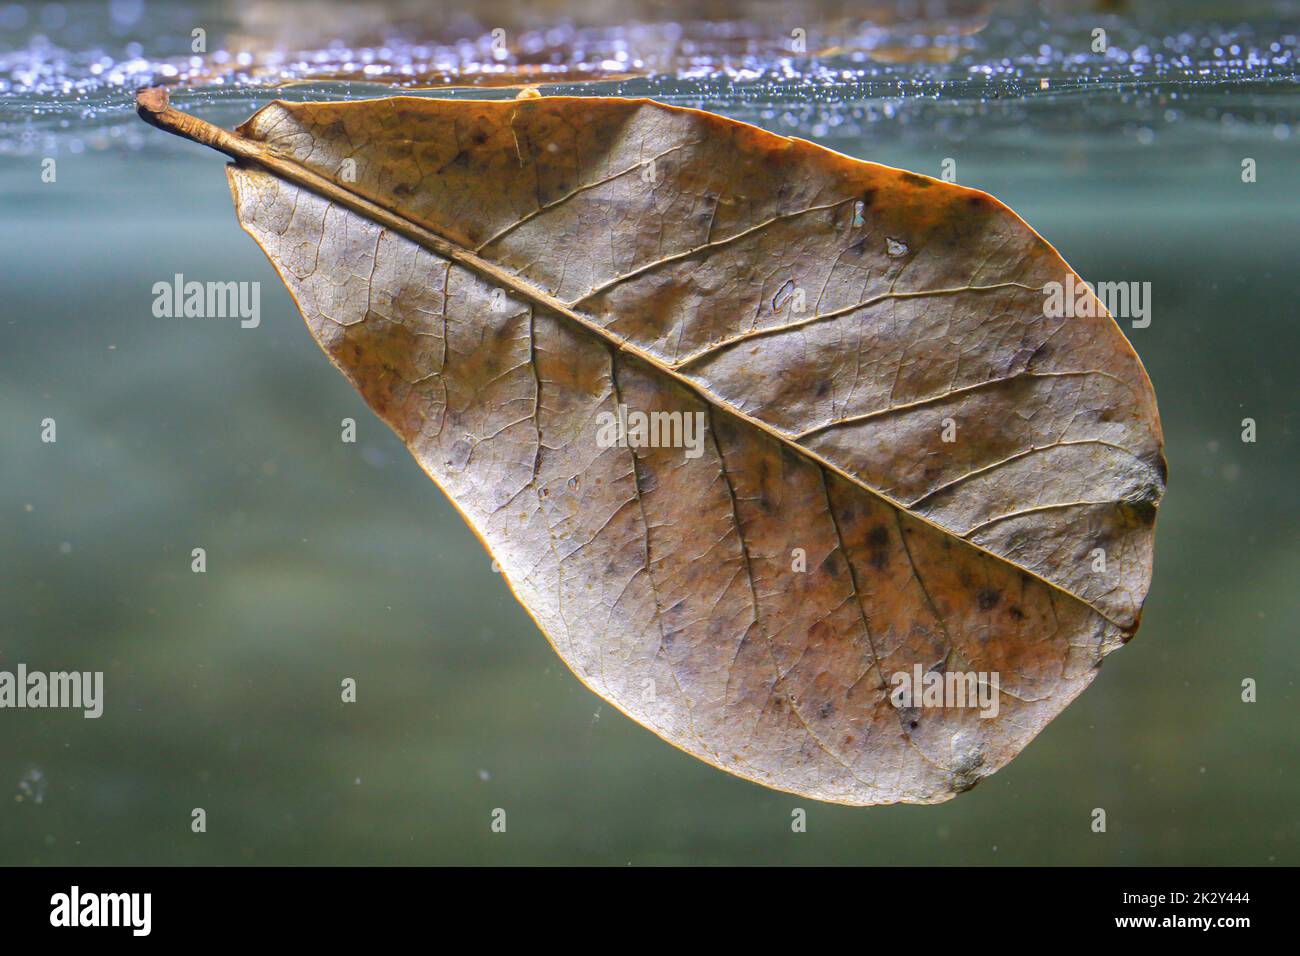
top-left (0, 0), bottom-right (1297, 866)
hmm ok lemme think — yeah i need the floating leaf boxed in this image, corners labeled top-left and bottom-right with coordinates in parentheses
top-left (139, 88), bottom-right (1164, 805)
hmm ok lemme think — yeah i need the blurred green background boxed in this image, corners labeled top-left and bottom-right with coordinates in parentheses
top-left (1, 1), bottom-right (1297, 864)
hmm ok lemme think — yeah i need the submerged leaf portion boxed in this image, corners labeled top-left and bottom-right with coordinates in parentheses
top-left (161, 93), bottom-right (1164, 804)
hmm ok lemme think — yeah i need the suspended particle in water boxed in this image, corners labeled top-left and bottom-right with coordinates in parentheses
top-left (17, 768), bottom-right (46, 805)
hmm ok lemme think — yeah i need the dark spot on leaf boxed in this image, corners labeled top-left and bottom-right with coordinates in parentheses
top-left (977, 587), bottom-right (1001, 611)
top-left (868, 525), bottom-right (890, 570)
top-left (449, 438), bottom-right (472, 470)
top-left (636, 467), bottom-right (658, 495)
top-left (901, 172), bottom-right (932, 189)
top-left (895, 705), bottom-right (920, 734)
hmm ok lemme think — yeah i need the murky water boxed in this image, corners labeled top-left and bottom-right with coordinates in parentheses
top-left (1, 0), bottom-right (1297, 864)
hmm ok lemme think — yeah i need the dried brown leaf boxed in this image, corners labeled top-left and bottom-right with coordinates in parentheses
top-left (139, 89), bottom-right (1164, 805)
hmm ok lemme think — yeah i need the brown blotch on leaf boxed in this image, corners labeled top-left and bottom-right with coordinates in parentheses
top-left (867, 525), bottom-right (891, 570)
